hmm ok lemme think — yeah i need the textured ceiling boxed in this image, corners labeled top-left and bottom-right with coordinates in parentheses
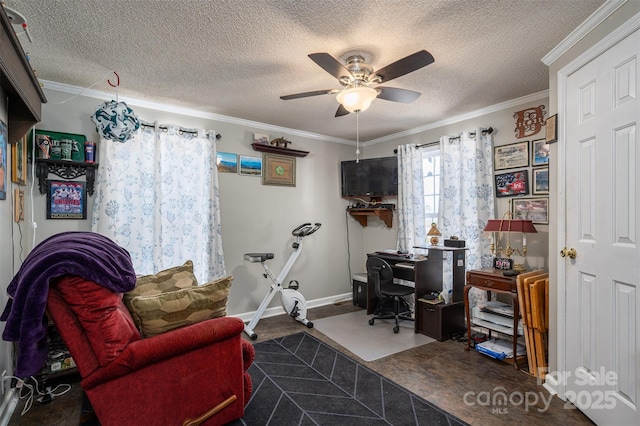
top-left (5, 0), bottom-right (604, 142)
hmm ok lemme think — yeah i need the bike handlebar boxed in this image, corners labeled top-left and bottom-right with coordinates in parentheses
top-left (292, 223), bottom-right (322, 237)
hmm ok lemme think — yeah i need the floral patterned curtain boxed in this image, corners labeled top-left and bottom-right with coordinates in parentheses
top-left (91, 124), bottom-right (225, 283)
top-left (439, 129), bottom-right (495, 306)
top-left (396, 143), bottom-right (427, 252)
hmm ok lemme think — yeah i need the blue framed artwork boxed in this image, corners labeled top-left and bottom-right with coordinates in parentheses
top-left (532, 138), bottom-right (549, 166)
top-left (238, 155), bottom-right (262, 176)
top-left (216, 151), bottom-right (237, 173)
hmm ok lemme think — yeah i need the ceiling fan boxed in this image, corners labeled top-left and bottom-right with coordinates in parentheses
top-left (280, 50), bottom-right (434, 117)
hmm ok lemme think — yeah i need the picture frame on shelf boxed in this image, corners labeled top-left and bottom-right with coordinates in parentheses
top-left (545, 114), bottom-right (557, 144)
top-left (263, 153), bottom-right (296, 187)
top-left (46, 180), bottom-right (87, 219)
top-left (238, 155), bottom-right (262, 176)
top-left (531, 138), bottom-right (550, 166)
top-left (31, 129), bottom-right (86, 161)
top-left (216, 151), bottom-right (237, 173)
top-left (11, 134), bottom-right (28, 185)
top-left (253, 133), bottom-right (269, 145)
top-left (532, 167), bottom-right (549, 195)
top-left (493, 141), bottom-right (529, 170)
top-left (494, 169), bottom-right (528, 197)
top-left (511, 197), bottom-right (549, 224)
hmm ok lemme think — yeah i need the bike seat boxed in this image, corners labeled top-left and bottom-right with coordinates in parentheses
top-left (244, 253), bottom-right (274, 263)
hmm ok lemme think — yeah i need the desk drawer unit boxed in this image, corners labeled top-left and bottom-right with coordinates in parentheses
top-left (465, 270), bottom-right (516, 292)
top-left (416, 301), bottom-right (465, 341)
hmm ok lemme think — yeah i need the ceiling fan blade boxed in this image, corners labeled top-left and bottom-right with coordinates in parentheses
top-left (309, 53), bottom-right (351, 80)
top-left (280, 89), bottom-right (337, 100)
top-left (375, 50), bottom-right (434, 83)
top-left (335, 104), bottom-right (350, 117)
top-left (376, 87), bottom-right (421, 103)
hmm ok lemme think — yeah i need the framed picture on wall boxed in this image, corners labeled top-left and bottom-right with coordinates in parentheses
top-left (0, 119), bottom-right (7, 200)
top-left (263, 153), bottom-right (296, 187)
top-left (531, 138), bottom-right (550, 166)
top-left (494, 169), bottom-right (528, 197)
top-left (532, 167), bottom-right (549, 195)
top-left (216, 151), bottom-right (238, 173)
top-left (545, 114), bottom-right (557, 143)
top-left (11, 135), bottom-right (28, 185)
top-left (511, 197), bottom-right (549, 224)
top-left (238, 155), bottom-right (262, 176)
top-left (493, 141), bottom-right (529, 170)
top-left (46, 180), bottom-right (87, 219)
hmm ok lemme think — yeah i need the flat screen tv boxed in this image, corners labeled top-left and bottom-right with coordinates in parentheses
top-left (341, 156), bottom-right (398, 198)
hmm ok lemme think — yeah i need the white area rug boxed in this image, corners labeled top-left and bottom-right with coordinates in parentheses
top-left (313, 310), bottom-right (435, 362)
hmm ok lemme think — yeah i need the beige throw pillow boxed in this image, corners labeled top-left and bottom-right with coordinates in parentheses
top-left (129, 275), bottom-right (233, 338)
top-left (123, 260), bottom-right (198, 316)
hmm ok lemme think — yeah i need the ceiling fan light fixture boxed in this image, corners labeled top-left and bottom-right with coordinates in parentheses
top-left (336, 87), bottom-right (378, 113)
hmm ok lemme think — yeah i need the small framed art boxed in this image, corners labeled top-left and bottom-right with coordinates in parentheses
top-left (14, 189), bottom-right (24, 222)
top-left (253, 133), bottom-right (269, 145)
top-left (494, 141), bottom-right (529, 170)
top-left (263, 153), bottom-right (296, 187)
top-left (531, 138), bottom-right (550, 166)
top-left (11, 135), bottom-right (28, 185)
top-left (494, 169), bottom-right (528, 197)
top-left (238, 155), bottom-right (262, 176)
top-left (216, 151), bottom-right (237, 173)
top-left (511, 197), bottom-right (549, 224)
top-left (46, 180), bottom-right (87, 219)
top-left (545, 114), bottom-right (557, 144)
top-left (533, 167), bottom-right (549, 195)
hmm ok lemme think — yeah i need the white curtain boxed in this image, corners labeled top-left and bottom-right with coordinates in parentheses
top-left (396, 143), bottom-right (427, 252)
top-left (91, 124), bottom-right (225, 283)
top-left (439, 129), bottom-right (495, 306)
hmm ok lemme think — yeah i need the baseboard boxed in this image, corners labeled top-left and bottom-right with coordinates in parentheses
top-left (0, 388), bottom-right (18, 426)
top-left (233, 292), bottom-right (352, 323)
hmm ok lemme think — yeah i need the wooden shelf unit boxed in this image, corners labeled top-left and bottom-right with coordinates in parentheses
top-left (0, 5), bottom-right (47, 143)
top-left (347, 208), bottom-right (393, 228)
top-left (35, 159), bottom-right (99, 196)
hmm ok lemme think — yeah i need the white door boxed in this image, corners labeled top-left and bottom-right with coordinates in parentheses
top-left (564, 29), bottom-right (640, 425)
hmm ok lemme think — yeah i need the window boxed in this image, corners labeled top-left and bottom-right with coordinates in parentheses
top-left (422, 147), bottom-right (440, 230)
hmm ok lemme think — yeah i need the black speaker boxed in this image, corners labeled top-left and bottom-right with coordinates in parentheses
top-left (352, 274), bottom-right (367, 308)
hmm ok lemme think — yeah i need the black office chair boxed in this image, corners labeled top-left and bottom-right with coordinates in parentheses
top-left (367, 256), bottom-right (415, 333)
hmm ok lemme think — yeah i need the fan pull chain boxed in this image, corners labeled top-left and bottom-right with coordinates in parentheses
top-left (355, 111), bottom-right (360, 163)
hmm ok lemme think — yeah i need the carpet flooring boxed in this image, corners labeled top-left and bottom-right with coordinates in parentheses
top-left (312, 310), bottom-right (435, 362)
top-left (228, 332), bottom-right (467, 425)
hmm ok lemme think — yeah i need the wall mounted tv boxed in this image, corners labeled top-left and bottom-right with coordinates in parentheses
top-left (341, 156), bottom-right (398, 198)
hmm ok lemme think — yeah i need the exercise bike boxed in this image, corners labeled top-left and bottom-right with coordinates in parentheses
top-left (243, 222), bottom-right (321, 340)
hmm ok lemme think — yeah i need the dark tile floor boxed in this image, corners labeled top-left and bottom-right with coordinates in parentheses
top-left (8, 302), bottom-right (594, 425)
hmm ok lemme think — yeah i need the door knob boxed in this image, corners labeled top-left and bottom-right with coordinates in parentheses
top-left (560, 247), bottom-right (577, 259)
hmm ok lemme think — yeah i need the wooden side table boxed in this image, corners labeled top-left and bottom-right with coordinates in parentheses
top-left (464, 268), bottom-right (520, 369)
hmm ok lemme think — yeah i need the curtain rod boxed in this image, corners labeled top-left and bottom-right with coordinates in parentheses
top-left (416, 126), bottom-right (494, 147)
top-left (139, 121), bottom-right (221, 140)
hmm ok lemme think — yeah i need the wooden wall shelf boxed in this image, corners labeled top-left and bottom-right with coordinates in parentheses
top-left (0, 6), bottom-right (47, 143)
top-left (251, 142), bottom-right (309, 157)
top-left (347, 208), bottom-right (393, 228)
top-left (36, 159), bottom-right (99, 196)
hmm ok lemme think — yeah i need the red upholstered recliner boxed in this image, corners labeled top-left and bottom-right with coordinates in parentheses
top-left (46, 275), bottom-right (254, 426)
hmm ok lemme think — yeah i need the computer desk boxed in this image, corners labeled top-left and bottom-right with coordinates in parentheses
top-left (365, 247), bottom-right (468, 334)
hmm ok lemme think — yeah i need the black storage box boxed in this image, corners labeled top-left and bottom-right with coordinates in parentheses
top-left (444, 239), bottom-right (465, 248)
top-left (352, 273), bottom-right (367, 308)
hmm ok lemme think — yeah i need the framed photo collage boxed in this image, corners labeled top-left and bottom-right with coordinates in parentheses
top-left (493, 138), bottom-right (549, 224)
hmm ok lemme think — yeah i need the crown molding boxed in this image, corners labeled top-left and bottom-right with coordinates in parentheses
top-left (41, 80), bottom-right (353, 145)
top-left (542, 0), bottom-right (627, 65)
top-left (364, 90), bottom-right (549, 146)
top-left (43, 80), bottom-right (547, 147)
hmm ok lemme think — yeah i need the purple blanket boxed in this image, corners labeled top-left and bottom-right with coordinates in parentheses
top-left (1, 232), bottom-right (137, 378)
